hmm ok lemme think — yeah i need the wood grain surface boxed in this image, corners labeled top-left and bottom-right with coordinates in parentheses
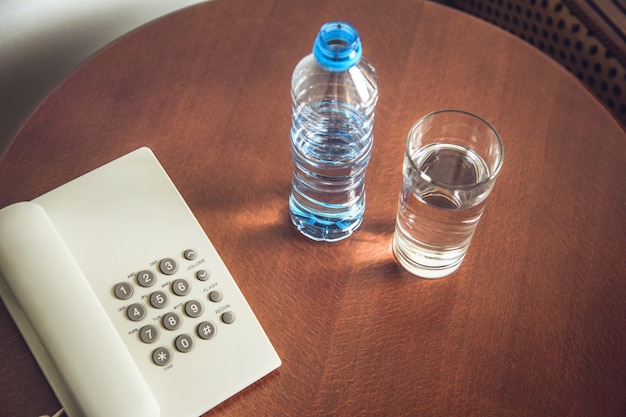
top-left (1, 0), bottom-right (624, 416)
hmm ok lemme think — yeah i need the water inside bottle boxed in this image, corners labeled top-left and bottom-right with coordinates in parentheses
top-left (289, 100), bottom-right (373, 241)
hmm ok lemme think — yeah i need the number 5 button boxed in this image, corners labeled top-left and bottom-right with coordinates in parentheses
top-left (149, 291), bottom-right (169, 309)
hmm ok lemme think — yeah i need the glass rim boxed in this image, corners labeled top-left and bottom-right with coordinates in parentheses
top-left (406, 109), bottom-right (504, 190)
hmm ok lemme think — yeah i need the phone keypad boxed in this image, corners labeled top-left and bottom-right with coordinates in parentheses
top-left (113, 249), bottom-right (236, 366)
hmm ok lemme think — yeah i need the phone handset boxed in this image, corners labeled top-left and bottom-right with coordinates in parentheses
top-left (0, 202), bottom-right (160, 417)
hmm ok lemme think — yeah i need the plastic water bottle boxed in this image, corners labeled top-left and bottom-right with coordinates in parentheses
top-left (289, 21), bottom-right (378, 242)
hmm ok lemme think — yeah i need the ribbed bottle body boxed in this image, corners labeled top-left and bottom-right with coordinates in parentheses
top-left (289, 38), bottom-right (378, 241)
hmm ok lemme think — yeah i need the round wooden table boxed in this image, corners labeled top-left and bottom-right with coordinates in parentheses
top-left (1, 0), bottom-right (624, 416)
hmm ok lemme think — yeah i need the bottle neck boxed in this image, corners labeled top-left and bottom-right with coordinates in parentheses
top-left (313, 21), bottom-right (362, 72)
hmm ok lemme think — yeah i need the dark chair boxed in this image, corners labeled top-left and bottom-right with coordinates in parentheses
top-left (443, 0), bottom-right (626, 127)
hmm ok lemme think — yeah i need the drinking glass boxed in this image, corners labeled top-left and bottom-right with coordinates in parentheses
top-left (393, 110), bottom-right (504, 278)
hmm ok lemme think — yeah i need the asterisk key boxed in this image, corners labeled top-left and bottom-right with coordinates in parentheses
top-left (158, 352), bottom-right (168, 362)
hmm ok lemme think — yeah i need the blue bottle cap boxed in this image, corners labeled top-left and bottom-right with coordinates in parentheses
top-left (313, 21), bottom-right (362, 72)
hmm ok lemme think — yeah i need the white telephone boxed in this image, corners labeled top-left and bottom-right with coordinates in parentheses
top-left (0, 148), bottom-right (281, 417)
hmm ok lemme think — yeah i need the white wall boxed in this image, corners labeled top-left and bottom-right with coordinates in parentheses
top-left (0, 0), bottom-right (210, 155)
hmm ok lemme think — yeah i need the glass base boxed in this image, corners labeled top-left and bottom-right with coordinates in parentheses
top-left (392, 232), bottom-right (465, 279)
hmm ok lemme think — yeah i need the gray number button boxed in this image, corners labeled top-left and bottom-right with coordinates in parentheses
top-left (139, 325), bottom-right (159, 344)
top-left (113, 282), bottom-right (133, 300)
top-left (159, 258), bottom-right (178, 275)
top-left (172, 279), bottom-right (191, 296)
top-left (127, 303), bottom-right (146, 321)
top-left (197, 321), bottom-right (217, 340)
top-left (175, 334), bottom-right (195, 353)
top-left (137, 270), bottom-right (156, 287)
top-left (162, 312), bottom-right (182, 330)
top-left (149, 291), bottom-right (169, 309)
top-left (152, 347), bottom-right (172, 366)
top-left (184, 300), bottom-right (203, 318)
